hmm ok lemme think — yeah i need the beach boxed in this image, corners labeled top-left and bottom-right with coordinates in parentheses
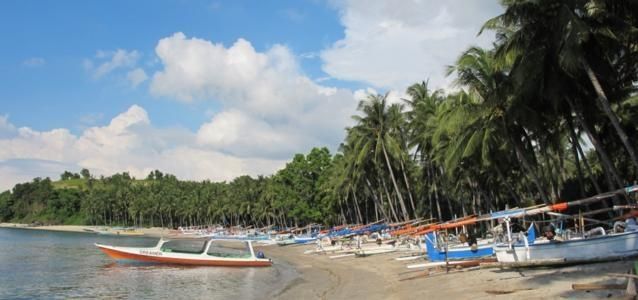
top-left (0, 223), bottom-right (170, 237)
top-left (264, 243), bottom-right (634, 299)
top-left (1, 223), bottom-right (633, 299)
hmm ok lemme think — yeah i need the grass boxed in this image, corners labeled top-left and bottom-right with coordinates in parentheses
top-left (52, 179), bottom-right (87, 190)
top-left (51, 178), bottom-right (151, 190)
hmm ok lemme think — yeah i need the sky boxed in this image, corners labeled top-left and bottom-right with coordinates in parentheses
top-left (0, 0), bottom-right (502, 191)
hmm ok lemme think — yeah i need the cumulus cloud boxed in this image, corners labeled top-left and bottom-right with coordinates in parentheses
top-left (0, 115), bottom-right (17, 139)
top-left (321, 0), bottom-right (502, 91)
top-left (0, 159), bottom-right (77, 191)
top-left (23, 57), bottom-right (46, 67)
top-left (0, 105), bottom-right (288, 191)
top-left (126, 68), bottom-right (148, 87)
top-left (85, 49), bottom-right (141, 78)
top-left (151, 32), bottom-right (357, 159)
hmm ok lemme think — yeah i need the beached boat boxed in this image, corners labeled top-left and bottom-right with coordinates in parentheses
top-left (423, 231), bottom-right (494, 262)
top-left (493, 185), bottom-right (638, 266)
top-left (494, 224), bottom-right (638, 265)
top-left (96, 238), bottom-right (272, 267)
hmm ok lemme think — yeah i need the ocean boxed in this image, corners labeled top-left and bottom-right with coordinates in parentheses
top-left (0, 227), bottom-right (295, 299)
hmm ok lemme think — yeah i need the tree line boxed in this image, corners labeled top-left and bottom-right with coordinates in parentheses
top-left (1, 0), bottom-right (637, 228)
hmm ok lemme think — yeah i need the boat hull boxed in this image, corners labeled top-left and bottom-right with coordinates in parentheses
top-left (424, 232), bottom-right (493, 262)
top-left (96, 244), bottom-right (272, 267)
top-left (495, 230), bottom-right (638, 265)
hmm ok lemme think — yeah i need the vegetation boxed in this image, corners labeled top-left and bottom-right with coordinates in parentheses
top-left (1, 0), bottom-right (637, 227)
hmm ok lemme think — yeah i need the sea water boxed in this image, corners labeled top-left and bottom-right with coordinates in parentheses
top-left (0, 228), bottom-right (296, 299)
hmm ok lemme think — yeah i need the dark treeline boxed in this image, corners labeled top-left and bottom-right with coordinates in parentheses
top-left (1, 0), bottom-right (637, 227)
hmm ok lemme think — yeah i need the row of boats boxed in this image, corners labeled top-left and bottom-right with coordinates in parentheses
top-left (96, 185), bottom-right (638, 268)
top-left (84, 227), bottom-right (145, 236)
top-left (416, 185), bottom-right (638, 267)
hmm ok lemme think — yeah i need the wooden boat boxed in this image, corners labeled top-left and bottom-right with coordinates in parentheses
top-left (95, 238), bottom-right (272, 267)
top-left (494, 224), bottom-right (638, 265)
top-left (494, 185), bottom-right (638, 266)
top-left (423, 231), bottom-right (494, 262)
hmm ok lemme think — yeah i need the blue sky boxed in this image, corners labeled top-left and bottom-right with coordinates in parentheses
top-left (0, 0), bottom-right (502, 190)
top-left (0, 0), bottom-right (345, 132)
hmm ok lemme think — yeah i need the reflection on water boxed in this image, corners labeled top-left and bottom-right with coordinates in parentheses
top-left (0, 228), bottom-right (296, 299)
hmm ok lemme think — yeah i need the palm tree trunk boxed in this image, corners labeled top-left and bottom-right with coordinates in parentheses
top-left (382, 143), bottom-right (409, 221)
top-left (583, 60), bottom-right (638, 172)
top-left (566, 115), bottom-right (586, 198)
top-left (380, 176), bottom-right (399, 222)
top-left (575, 136), bottom-right (603, 195)
top-left (351, 190), bottom-right (363, 224)
top-left (510, 134), bottom-right (550, 203)
top-left (399, 158), bottom-right (416, 214)
top-left (365, 178), bottom-right (389, 221)
top-left (494, 164), bottom-right (518, 205)
top-left (541, 147), bottom-right (559, 201)
top-left (569, 98), bottom-right (624, 188)
top-left (429, 163), bottom-right (443, 221)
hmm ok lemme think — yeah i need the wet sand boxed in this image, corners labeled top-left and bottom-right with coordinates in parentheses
top-left (3, 223), bottom-right (634, 299)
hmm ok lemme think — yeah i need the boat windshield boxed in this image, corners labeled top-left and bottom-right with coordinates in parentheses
top-left (207, 241), bottom-right (253, 258)
top-left (160, 239), bottom-right (207, 254)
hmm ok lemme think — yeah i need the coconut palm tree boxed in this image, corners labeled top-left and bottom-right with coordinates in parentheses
top-left (484, 0), bottom-right (638, 174)
top-left (348, 93), bottom-right (412, 221)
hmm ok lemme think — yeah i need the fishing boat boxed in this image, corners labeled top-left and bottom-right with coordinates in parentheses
top-left (493, 185), bottom-right (638, 266)
top-left (95, 238), bottom-right (272, 267)
top-left (423, 231), bottom-right (494, 262)
top-left (293, 236), bottom-right (317, 244)
top-left (494, 222), bottom-right (638, 265)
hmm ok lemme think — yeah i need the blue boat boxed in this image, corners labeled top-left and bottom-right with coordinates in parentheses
top-left (423, 231), bottom-right (494, 262)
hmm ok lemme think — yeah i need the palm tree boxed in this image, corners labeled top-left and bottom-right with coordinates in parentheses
top-left (484, 0), bottom-right (638, 174)
top-left (404, 81), bottom-right (447, 219)
top-left (350, 93), bottom-right (411, 221)
top-left (445, 46), bottom-right (550, 203)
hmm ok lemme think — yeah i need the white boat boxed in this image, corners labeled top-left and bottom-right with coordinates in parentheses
top-left (96, 238), bottom-right (272, 267)
top-left (494, 224), bottom-right (638, 265)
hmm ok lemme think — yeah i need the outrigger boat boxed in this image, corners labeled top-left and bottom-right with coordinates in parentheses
top-left (421, 216), bottom-right (496, 262)
top-left (423, 231), bottom-right (495, 262)
top-left (494, 185), bottom-right (638, 266)
top-left (96, 238), bottom-right (272, 267)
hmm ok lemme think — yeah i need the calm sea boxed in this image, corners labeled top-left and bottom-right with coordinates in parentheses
top-left (0, 228), bottom-right (296, 299)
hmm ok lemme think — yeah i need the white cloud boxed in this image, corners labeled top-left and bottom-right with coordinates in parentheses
top-left (23, 57), bottom-right (46, 67)
top-left (196, 109), bottom-right (307, 158)
top-left (321, 0), bottom-right (502, 91)
top-left (0, 115), bottom-right (17, 139)
top-left (353, 88), bottom-right (406, 106)
top-left (0, 159), bottom-right (78, 191)
top-left (0, 105), bottom-right (289, 191)
top-left (151, 32), bottom-right (357, 159)
top-left (126, 68), bottom-right (148, 87)
top-left (85, 49), bottom-right (141, 78)
top-left (79, 113), bottom-right (104, 126)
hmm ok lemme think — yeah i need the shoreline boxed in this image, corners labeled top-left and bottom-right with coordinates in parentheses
top-left (2, 223), bottom-right (635, 299)
top-left (0, 222), bottom-right (170, 237)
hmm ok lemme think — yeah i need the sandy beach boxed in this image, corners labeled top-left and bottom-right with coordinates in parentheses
top-left (263, 243), bottom-right (635, 300)
top-left (1, 223), bottom-right (634, 299)
top-left (0, 223), bottom-right (170, 237)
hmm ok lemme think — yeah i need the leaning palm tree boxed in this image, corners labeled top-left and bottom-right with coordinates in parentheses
top-left (483, 0), bottom-right (638, 174)
top-left (446, 46), bottom-right (550, 203)
top-left (403, 81), bottom-right (448, 219)
top-left (349, 93), bottom-right (412, 221)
